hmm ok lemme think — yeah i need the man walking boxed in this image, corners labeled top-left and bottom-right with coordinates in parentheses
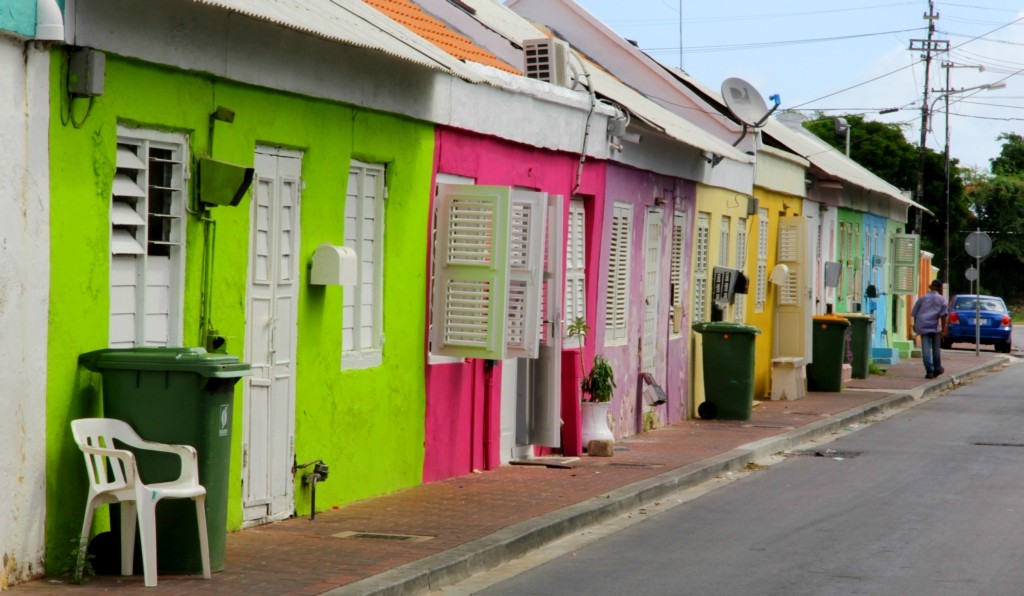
top-left (912, 278), bottom-right (948, 379)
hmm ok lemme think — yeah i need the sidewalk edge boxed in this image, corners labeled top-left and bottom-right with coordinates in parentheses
top-left (327, 356), bottom-right (1009, 596)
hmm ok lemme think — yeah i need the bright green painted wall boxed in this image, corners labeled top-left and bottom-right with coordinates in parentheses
top-left (46, 56), bottom-right (432, 566)
top-left (836, 209), bottom-right (863, 313)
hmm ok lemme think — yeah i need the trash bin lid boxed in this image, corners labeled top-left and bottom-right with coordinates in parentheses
top-left (812, 314), bottom-right (851, 327)
top-left (835, 312), bottom-right (874, 322)
top-left (692, 321), bottom-right (761, 335)
top-left (79, 347), bottom-right (252, 378)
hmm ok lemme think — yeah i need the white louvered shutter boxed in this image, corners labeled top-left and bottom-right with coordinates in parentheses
top-left (605, 203), bottom-right (632, 343)
top-left (891, 233), bottom-right (920, 295)
top-left (670, 211), bottom-right (686, 335)
top-left (693, 212), bottom-right (710, 323)
top-left (563, 199), bottom-right (587, 346)
top-left (774, 215), bottom-right (808, 360)
top-left (431, 185), bottom-right (511, 359)
top-left (506, 189), bottom-right (547, 359)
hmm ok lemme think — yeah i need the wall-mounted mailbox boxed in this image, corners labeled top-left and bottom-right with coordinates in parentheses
top-left (310, 244), bottom-right (358, 286)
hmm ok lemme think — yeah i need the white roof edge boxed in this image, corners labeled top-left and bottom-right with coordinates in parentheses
top-left (193, 0), bottom-right (484, 83)
top-left (585, 66), bottom-right (752, 164)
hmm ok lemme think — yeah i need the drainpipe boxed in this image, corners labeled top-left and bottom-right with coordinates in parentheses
top-left (36, 0), bottom-right (64, 41)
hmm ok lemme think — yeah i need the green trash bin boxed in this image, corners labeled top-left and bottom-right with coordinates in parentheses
top-left (838, 313), bottom-right (874, 379)
top-left (692, 322), bottom-right (761, 420)
top-left (807, 315), bottom-right (850, 391)
top-left (79, 347), bottom-right (251, 574)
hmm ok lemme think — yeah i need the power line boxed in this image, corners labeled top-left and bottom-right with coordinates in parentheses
top-left (643, 27), bottom-right (923, 55)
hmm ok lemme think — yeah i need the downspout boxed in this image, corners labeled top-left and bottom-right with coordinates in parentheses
top-left (35, 0), bottom-right (65, 41)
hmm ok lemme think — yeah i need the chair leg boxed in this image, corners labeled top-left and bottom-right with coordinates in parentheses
top-left (194, 496), bottom-right (211, 580)
top-left (77, 502), bottom-right (97, 580)
top-left (136, 500), bottom-right (159, 587)
top-left (119, 502), bottom-right (137, 577)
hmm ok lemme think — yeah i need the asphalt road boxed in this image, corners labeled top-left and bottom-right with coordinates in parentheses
top-left (474, 361), bottom-right (1024, 596)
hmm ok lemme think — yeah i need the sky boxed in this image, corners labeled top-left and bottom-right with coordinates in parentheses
top-left (570, 1), bottom-right (1024, 172)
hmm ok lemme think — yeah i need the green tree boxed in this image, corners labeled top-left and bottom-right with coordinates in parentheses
top-left (990, 132), bottom-right (1024, 177)
top-left (965, 174), bottom-right (1024, 299)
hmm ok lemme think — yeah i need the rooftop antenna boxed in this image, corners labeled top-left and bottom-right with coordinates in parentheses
top-left (721, 77), bottom-right (780, 147)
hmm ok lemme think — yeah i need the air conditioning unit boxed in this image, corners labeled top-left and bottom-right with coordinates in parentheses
top-left (523, 38), bottom-right (572, 88)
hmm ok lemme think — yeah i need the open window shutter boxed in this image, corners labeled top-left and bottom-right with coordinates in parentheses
top-left (774, 215), bottom-right (808, 360)
top-left (505, 189), bottom-right (547, 359)
top-left (891, 233), bottom-right (919, 295)
top-left (530, 194), bottom-right (564, 447)
top-left (563, 200), bottom-right (586, 344)
top-left (430, 184), bottom-right (511, 359)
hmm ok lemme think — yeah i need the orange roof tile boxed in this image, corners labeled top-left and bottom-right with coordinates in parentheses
top-left (364, 0), bottom-right (520, 75)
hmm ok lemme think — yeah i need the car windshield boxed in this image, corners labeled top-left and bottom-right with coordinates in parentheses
top-left (953, 297), bottom-right (1006, 313)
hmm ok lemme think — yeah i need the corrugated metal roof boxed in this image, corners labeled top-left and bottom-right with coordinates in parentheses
top-left (664, 66), bottom-right (927, 211)
top-left (764, 119), bottom-right (930, 213)
top-left (455, 0), bottom-right (750, 163)
top-left (193, 0), bottom-right (482, 82)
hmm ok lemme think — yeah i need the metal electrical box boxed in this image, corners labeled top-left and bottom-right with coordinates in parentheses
top-left (69, 48), bottom-right (105, 97)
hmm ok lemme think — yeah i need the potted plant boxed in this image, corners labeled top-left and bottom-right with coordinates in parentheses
top-left (567, 317), bottom-right (616, 445)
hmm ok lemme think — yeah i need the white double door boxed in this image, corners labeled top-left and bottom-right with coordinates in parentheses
top-left (242, 147), bottom-right (301, 525)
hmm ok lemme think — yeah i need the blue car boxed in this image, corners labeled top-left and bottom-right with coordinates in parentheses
top-left (941, 294), bottom-right (1012, 353)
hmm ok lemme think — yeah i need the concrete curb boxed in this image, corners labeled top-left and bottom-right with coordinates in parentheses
top-left (329, 356), bottom-right (1011, 596)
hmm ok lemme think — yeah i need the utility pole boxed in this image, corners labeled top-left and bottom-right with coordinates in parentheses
top-left (909, 1), bottom-right (947, 235)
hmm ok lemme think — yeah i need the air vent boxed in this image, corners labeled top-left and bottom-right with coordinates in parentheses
top-left (523, 38), bottom-right (572, 88)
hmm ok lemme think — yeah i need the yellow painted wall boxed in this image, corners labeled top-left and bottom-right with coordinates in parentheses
top-left (690, 184), bottom-right (797, 413)
top-left (744, 188), bottom-right (803, 399)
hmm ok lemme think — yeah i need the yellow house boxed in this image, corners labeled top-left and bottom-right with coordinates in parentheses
top-left (691, 145), bottom-right (808, 414)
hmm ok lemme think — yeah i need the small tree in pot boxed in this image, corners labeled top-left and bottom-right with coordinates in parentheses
top-left (567, 317), bottom-right (617, 402)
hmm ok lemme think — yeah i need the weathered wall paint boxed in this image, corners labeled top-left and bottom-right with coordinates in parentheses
top-left (0, 38), bottom-right (50, 588)
top-left (425, 128), bottom-right (605, 481)
top-left (46, 55), bottom-right (432, 568)
top-left (601, 164), bottom-right (692, 435)
top-left (0, 0), bottom-right (36, 37)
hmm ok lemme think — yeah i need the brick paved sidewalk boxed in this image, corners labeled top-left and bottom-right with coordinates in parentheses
top-left (15, 349), bottom-right (1012, 595)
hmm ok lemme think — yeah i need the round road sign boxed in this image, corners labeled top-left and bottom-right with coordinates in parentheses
top-left (965, 231), bottom-right (992, 258)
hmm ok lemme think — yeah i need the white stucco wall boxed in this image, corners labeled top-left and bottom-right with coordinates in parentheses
top-left (0, 35), bottom-right (50, 588)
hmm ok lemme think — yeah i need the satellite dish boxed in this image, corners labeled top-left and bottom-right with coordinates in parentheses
top-left (722, 77), bottom-right (772, 127)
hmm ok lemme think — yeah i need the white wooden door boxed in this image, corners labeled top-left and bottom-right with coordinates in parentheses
top-left (774, 215), bottom-right (811, 362)
top-left (642, 208), bottom-right (662, 375)
top-left (243, 147), bottom-right (301, 525)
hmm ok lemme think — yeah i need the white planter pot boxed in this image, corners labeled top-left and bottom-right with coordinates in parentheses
top-left (581, 401), bottom-right (614, 446)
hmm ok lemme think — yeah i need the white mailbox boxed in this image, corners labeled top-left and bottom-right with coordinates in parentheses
top-left (310, 244), bottom-right (358, 286)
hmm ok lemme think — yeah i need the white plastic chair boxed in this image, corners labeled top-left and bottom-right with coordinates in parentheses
top-left (71, 418), bottom-right (211, 587)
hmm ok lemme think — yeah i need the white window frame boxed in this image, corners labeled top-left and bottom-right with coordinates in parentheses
top-left (719, 216), bottom-right (730, 267)
top-left (734, 217), bottom-right (747, 323)
top-left (564, 198), bottom-right (587, 348)
top-left (755, 208), bottom-right (768, 313)
top-left (694, 212), bottom-right (710, 323)
top-left (342, 161), bottom-right (386, 370)
top-left (110, 126), bottom-right (187, 348)
top-left (605, 202), bottom-right (632, 345)
top-left (670, 211), bottom-right (687, 337)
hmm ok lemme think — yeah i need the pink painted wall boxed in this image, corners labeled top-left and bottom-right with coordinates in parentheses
top-left (423, 128), bottom-right (606, 482)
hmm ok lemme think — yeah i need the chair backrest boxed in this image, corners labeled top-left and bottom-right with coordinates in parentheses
top-left (71, 418), bottom-right (143, 494)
